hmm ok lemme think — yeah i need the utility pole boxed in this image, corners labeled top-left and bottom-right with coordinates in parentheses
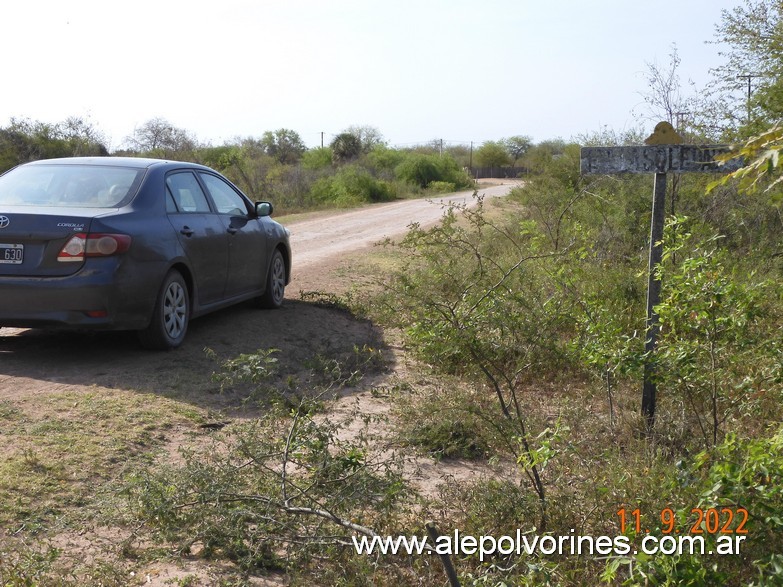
top-left (737, 74), bottom-right (759, 125)
top-left (674, 112), bottom-right (690, 135)
top-left (321, 132), bottom-right (324, 149)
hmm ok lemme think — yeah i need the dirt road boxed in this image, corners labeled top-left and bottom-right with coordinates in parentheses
top-left (0, 181), bottom-right (519, 401)
top-left (289, 181), bottom-right (518, 272)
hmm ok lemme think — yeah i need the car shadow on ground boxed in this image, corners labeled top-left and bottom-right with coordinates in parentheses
top-left (0, 299), bottom-right (389, 412)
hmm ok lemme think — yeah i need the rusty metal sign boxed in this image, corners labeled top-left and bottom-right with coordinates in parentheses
top-left (580, 145), bottom-right (743, 175)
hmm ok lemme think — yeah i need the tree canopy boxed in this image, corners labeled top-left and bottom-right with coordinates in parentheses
top-left (0, 116), bottom-right (107, 171)
top-left (124, 117), bottom-right (196, 155)
top-left (708, 0), bottom-right (783, 137)
top-left (474, 140), bottom-right (511, 168)
top-left (260, 128), bottom-right (306, 165)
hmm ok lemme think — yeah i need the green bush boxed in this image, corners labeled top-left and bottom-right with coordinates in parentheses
top-left (426, 181), bottom-right (457, 194)
top-left (608, 427), bottom-right (783, 586)
top-left (646, 217), bottom-right (782, 450)
top-left (394, 152), bottom-right (471, 190)
top-left (301, 146), bottom-right (333, 170)
top-left (383, 203), bottom-right (575, 379)
top-left (367, 144), bottom-right (405, 171)
top-left (310, 164), bottom-right (396, 206)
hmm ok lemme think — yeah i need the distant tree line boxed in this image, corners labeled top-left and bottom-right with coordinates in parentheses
top-left (0, 117), bottom-right (108, 171)
top-left (0, 116), bottom-right (541, 214)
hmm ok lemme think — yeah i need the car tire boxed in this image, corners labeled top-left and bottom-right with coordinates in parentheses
top-left (138, 270), bottom-right (189, 350)
top-left (258, 249), bottom-right (286, 309)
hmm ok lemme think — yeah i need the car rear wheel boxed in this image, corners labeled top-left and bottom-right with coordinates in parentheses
top-left (258, 249), bottom-right (286, 309)
top-left (138, 270), bottom-right (189, 350)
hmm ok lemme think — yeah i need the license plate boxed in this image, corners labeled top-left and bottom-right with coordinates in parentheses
top-left (0, 244), bottom-right (23, 265)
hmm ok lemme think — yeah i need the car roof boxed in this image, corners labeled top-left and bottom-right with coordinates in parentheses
top-left (23, 157), bottom-right (208, 171)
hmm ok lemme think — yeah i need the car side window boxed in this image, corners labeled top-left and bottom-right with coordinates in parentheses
top-left (165, 190), bottom-right (178, 213)
top-left (200, 173), bottom-right (248, 216)
top-left (166, 172), bottom-right (211, 213)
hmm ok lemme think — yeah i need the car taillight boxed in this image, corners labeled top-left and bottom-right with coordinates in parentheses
top-left (57, 233), bottom-right (132, 262)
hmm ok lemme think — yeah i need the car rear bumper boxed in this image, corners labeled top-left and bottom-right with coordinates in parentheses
top-left (0, 258), bottom-right (158, 330)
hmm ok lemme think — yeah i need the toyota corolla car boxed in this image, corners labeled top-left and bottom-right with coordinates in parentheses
top-left (0, 157), bottom-right (291, 349)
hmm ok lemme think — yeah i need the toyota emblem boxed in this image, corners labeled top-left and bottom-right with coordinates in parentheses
top-left (0, 216), bottom-right (9, 229)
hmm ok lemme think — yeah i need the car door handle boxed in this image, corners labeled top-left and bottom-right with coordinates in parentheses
top-left (227, 226), bottom-right (238, 235)
top-left (180, 226), bottom-right (194, 237)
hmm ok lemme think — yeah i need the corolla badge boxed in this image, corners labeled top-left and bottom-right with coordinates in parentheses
top-left (0, 216), bottom-right (9, 229)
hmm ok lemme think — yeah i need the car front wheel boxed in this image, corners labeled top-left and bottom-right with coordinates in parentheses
top-left (138, 270), bottom-right (189, 350)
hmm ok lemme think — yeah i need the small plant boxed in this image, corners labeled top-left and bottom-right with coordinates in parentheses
top-left (205, 347), bottom-right (280, 391)
top-left (407, 419), bottom-right (489, 460)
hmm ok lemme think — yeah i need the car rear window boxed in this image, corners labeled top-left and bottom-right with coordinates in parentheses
top-left (0, 164), bottom-right (144, 208)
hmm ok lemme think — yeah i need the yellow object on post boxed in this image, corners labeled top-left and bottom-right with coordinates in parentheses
top-left (644, 121), bottom-right (684, 145)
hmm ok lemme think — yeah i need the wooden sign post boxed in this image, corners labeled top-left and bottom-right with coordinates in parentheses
top-left (580, 132), bottom-right (742, 431)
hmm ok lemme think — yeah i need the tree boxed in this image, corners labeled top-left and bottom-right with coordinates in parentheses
top-left (260, 128), bottom-right (306, 165)
top-left (343, 125), bottom-right (386, 153)
top-left (638, 45), bottom-right (697, 136)
top-left (706, 0), bottom-right (783, 137)
top-left (474, 140), bottom-right (511, 168)
top-left (502, 135), bottom-right (533, 165)
top-left (125, 117), bottom-right (196, 154)
top-left (330, 132), bottom-right (363, 164)
top-left (638, 45), bottom-right (698, 217)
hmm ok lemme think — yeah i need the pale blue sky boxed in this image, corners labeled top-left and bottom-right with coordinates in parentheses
top-left (1, 0), bottom-right (742, 149)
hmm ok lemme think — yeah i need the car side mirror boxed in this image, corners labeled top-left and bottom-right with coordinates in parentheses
top-left (255, 201), bottom-right (274, 217)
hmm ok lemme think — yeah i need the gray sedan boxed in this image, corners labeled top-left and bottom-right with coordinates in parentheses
top-left (0, 157), bottom-right (291, 349)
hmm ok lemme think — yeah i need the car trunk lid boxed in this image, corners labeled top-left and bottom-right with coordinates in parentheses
top-left (0, 208), bottom-right (102, 276)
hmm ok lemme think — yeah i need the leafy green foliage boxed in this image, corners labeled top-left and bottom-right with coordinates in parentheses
top-left (311, 164), bottom-right (396, 206)
top-left (0, 544), bottom-right (128, 586)
top-left (206, 347), bottom-right (280, 396)
top-left (616, 428), bottom-right (783, 586)
top-left (366, 144), bottom-right (405, 171)
top-left (301, 146), bottom-right (333, 170)
top-left (356, 120), bottom-right (783, 584)
top-left (260, 128), bottom-right (306, 164)
top-left (0, 117), bottom-right (108, 172)
top-left (502, 135), bottom-right (533, 165)
top-left (653, 218), bottom-right (781, 448)
top-left (384, 201), bottom-right (573, 381)
top-left (710, 124), bottom-right (783, 195)
top-left (474, 140), bottom-right (511, 168)
top-left (393, 152), bottom-right (471, 190)
top-left (375, 198), bottom-right (583, 528)
top-left (330, 132), bottom-right (363, 164)
top-left (708, 0), bottom-right (783, 136)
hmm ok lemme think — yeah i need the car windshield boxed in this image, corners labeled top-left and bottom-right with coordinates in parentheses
top-left (0, 164), bottom-right (144, 208)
